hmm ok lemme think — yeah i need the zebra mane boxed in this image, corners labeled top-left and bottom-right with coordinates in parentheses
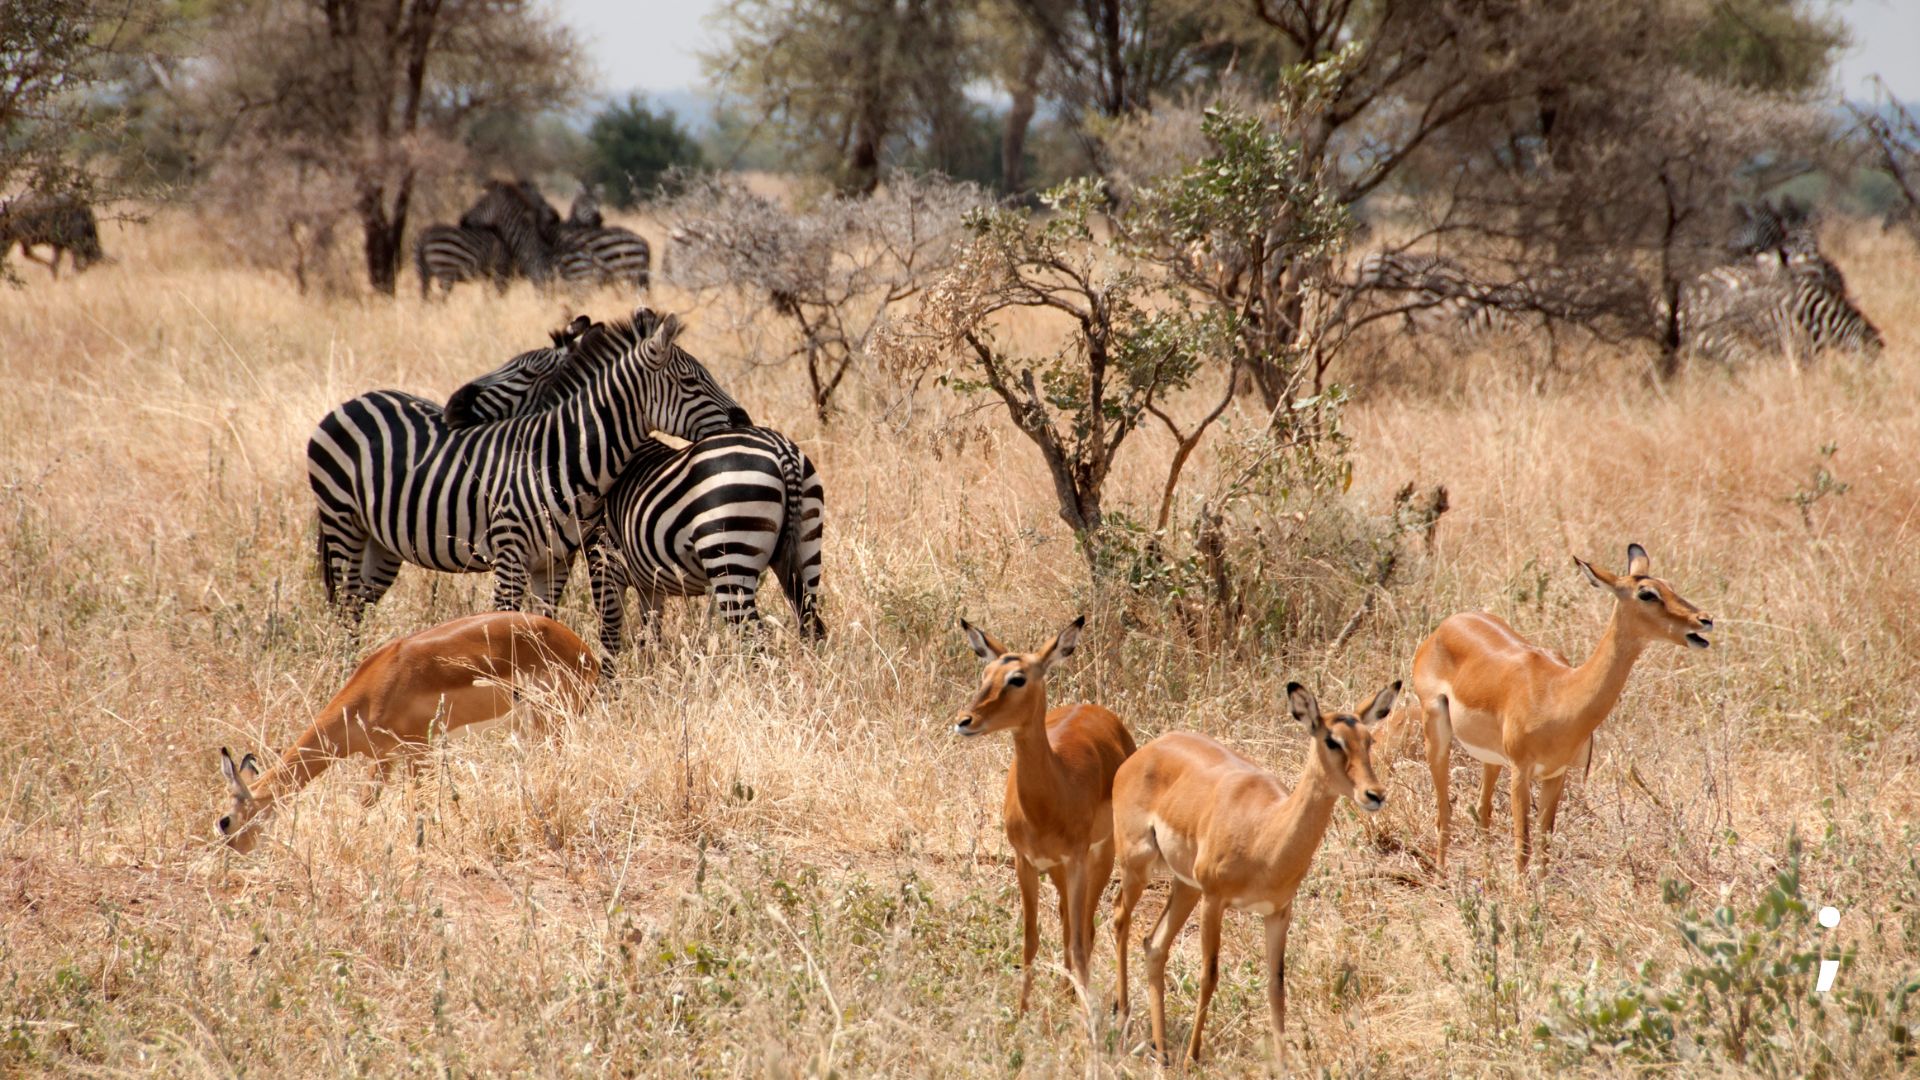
top-left (574, 307), bottom-right (685, 366)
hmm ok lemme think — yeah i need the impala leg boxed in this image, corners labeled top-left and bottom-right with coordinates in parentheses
top-left (1263, 906), bottom-right (1294, 1067)
top-left (1424, 696), bottom-right (1455, 871)
top-left (1062, 859), bottom-right (1092, 996)
top-left (1110, 857), bottom-right (1150, 1034)
top-left (1084, 834), bottom-right (1115, 989)
top-left (1047, 865), bottom-right (1075, 995)
top-left (1510, 770), bottom-right (1534, 872)
top-left (1477, 763), bottom-right (1501, 830)
top-left (1015, 856), bottom-right (1041, 1015)
top-left (1185, 896), bottom-right (1226, 1063)
top-left (1536, 772), bottom-right (1570, 868)
top-left (1144, 881), bottom-right (1202, 1065)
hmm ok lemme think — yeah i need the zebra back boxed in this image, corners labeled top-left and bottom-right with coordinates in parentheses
top-left (554, 225), bottom-right (652, 291)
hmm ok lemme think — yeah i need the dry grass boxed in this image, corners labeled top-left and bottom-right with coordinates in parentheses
top-left (2, 209), bottom-right (1917, 1076)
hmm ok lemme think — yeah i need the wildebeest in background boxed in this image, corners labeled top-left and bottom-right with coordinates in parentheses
top-left (0, 193), bottom-right (105, 278)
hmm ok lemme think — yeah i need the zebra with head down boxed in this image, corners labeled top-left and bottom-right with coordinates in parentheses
top-left (1680, 199), bottom-right (1881, 365)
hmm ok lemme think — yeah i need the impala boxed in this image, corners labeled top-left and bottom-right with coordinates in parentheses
top-left (215, 612), bottom-right (597, 852)
top-left (955, 615), bottom-right (1136, 1013)
top-left (1411, 543), bottom-right (1712, 872)
top-left (1111, 680), bottom-right (1397, 1064)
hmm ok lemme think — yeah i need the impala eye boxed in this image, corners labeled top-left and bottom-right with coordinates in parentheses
top-left (1324, 736), bottom-right (1341, 752)
top-left (1638, 590), bottom-right (1659, 603)
top-left (1005, 672), bottom-right (1027, 688)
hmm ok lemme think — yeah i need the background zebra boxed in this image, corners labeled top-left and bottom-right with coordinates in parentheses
top-left (553, 224), bottom-right (652, 291)
top-left (1680, 200), bottom-right (1881, 364)
top-left (306, 308), bottom-right (751, 620)
top-left (414, 224), bottom-right (509, 298)
top-left (458, 179), bottom-right (562, 285)
top-left (445, 324), bottom-right (824, 661)
top-left (1, 193), bottom-right (105, 277)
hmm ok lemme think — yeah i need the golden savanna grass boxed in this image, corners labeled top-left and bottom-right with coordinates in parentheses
top-left (2, 209), bottom-right (1917, 1076)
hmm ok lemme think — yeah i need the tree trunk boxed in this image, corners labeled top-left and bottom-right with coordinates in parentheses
top-left (358, 171), bottom-right (414, 296)
top-left (1001, 39), bottom-right (1045, 197)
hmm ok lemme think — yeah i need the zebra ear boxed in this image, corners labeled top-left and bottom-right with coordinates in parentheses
top-left (653, 313), bottom-right (684, 350)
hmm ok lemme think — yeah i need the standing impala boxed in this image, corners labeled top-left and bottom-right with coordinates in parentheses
top-left (215, 612), bottom-right (597, 853)
top-left (1110, 680), bottom-right (1397, 1065)
top-left (955, 615), bottom-right (1136, 1013)
top-left (1412, 543), bottom-right (1712, 873)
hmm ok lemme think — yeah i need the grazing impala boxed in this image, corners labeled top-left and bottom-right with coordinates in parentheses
top-left (1110, 681), bottom-right (1397, 1065)
top-left (215, 612), bottom-right (597, 853)
top-left (955, 615), bottom-right (1136, 1013)
top-left (1411, 543), bottom-right (1712, 873)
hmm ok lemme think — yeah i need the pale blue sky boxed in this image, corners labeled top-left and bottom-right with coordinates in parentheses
top-left (552, 0), bottom-right (1920, 101)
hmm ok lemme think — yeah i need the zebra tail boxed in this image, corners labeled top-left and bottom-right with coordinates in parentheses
top-left (316, 514), bottom-right (338, 606)
top-left (771, 436), bottom-right (810, 628)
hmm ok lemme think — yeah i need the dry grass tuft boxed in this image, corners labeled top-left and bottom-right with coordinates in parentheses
top-left (2, 210), bottom-right (1916, 1075)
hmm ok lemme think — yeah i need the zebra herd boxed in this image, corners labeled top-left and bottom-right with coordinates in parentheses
top-left (1348, 199), bottom-right (1882, 365)
top-left (307, 306), bottom-right (823, 673)
top-left (414, 180), bottom-right (652, 298)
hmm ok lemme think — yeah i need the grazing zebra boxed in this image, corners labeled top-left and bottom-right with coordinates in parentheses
top-left (554, 224), bottom-right (652, 291)
top-left (414, 224), bottom-right (509, 298)
top-left (1, 193), bottom-right (104, 277)
top-left (306, 308), bottom-right (751, 620)
top-left (444, 323), bottom-right (823, 663)
top-left (459, 179), bottom-right (562, 284)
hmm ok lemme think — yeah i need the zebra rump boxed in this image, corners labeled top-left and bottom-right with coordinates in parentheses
top-left (415, 224), bottom-right (509, 297)
top-left (586, 428), bottom-right (825, 661)
top-left (555, 224), bottom-right (651, 291)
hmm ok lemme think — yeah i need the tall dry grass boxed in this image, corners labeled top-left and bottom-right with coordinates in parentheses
top-left (1, 210), bottom-right (1916, 1076)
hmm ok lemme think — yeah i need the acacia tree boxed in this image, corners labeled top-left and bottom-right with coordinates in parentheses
top-left (188, 0), bottom-right (581, 294)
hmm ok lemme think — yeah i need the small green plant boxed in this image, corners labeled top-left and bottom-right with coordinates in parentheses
top-left (1786, 441), bottom-right (1850, 531)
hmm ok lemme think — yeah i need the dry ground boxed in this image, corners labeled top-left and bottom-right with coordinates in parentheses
top-left (1, 210), bottom-right (1916, 1077)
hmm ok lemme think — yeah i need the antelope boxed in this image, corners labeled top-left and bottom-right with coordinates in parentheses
top-left (954, 615), bottom-right (1136, 1013)
top-left (1411, 543), bottom-right (1712, 873)
top-left (215, 612), bottom-right (597, 853)
top-left (1110, 680), bottom-right (1397, 1065)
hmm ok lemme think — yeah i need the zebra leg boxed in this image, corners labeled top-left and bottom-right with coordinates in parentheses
top-left (586, 538), bottom-right (628, 678)
top-left (490, 543), bottom-right (531, 612)
top-left (526, 553), bottom-right (573, 617)
top-left (351, 543), bottom-right (404, 613)
top-left (705, 546), bottom-right (766, 635)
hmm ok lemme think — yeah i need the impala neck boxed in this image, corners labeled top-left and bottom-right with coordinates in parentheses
top-left (1007, 686), bottom-right (1065, 809)
top-left (1256, 750), bottom-right (1343, 887)
top-left (1552, 602), bottom-right (1651, 745)
top-left (248, 694), bottom-right (365, 807)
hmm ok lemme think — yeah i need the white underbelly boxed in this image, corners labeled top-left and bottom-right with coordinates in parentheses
top-left (1231, 898), bottom-right (1277, 915)
top-left (1146, 814), bottom-right (1203, 888)
top-left (1455, 735), bottom-right (1512, 769)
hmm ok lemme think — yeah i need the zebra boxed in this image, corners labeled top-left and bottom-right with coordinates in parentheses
top-left (305, 307), bottom-right (751, 621)
top-left (459, 179), bottom-right (562, 284)
top-left (414, 224), bottom-right (509, 298)
top-left (1679, 200), bottom-right (1881, 364)
top-left (1, 193), bottom-right (105, 277)
top-left (553, 224), bottom-right (652, 291)
top-left (1679, 255), bottom-right (1882, 365)
top-left (443, 322), bottom-right (823, 664)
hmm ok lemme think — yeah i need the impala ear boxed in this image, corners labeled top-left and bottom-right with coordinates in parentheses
top-left (239, 753), bottom-right (261, 780)
top-left (1286, 682), bottom-right (1322, 731)
top-left (1625, 543), bottom-right (1650, 578)
top-left (1359, 681), bottom-right (1401, 726)
top-left (960, 618), bottom-right (1006, 661)
top-left (219, 748), bottom-right (252, 798)
top-left (1574, 554), bottom-right (1618, 591)
top-left (1035, 615), bottom-right (1084, 676)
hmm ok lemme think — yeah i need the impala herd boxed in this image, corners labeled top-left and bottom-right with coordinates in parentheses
top-left (209, 311), bottom-right (1715, 1065)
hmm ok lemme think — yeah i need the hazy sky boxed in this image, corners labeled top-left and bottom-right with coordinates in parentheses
top-left (555, 0), bottom-right (1920, 101)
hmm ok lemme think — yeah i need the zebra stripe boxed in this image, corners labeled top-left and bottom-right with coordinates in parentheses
top-left (1681, 251), bottom-right (1881, 364)
top-left (1352, 251), bottom-right (1514, 335)
top-left (414, 225), bottom-right (508, 298)
top-left (444, 327), bottom-right (823, 659)
top-left (554, 225), bottom-right (652, 291)
top-left (586, 428), bottom-right (825, 661)
top-left (460, 179), bottom-right (561, 284)
top-left (306, 308), bottom-right (751, 619)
